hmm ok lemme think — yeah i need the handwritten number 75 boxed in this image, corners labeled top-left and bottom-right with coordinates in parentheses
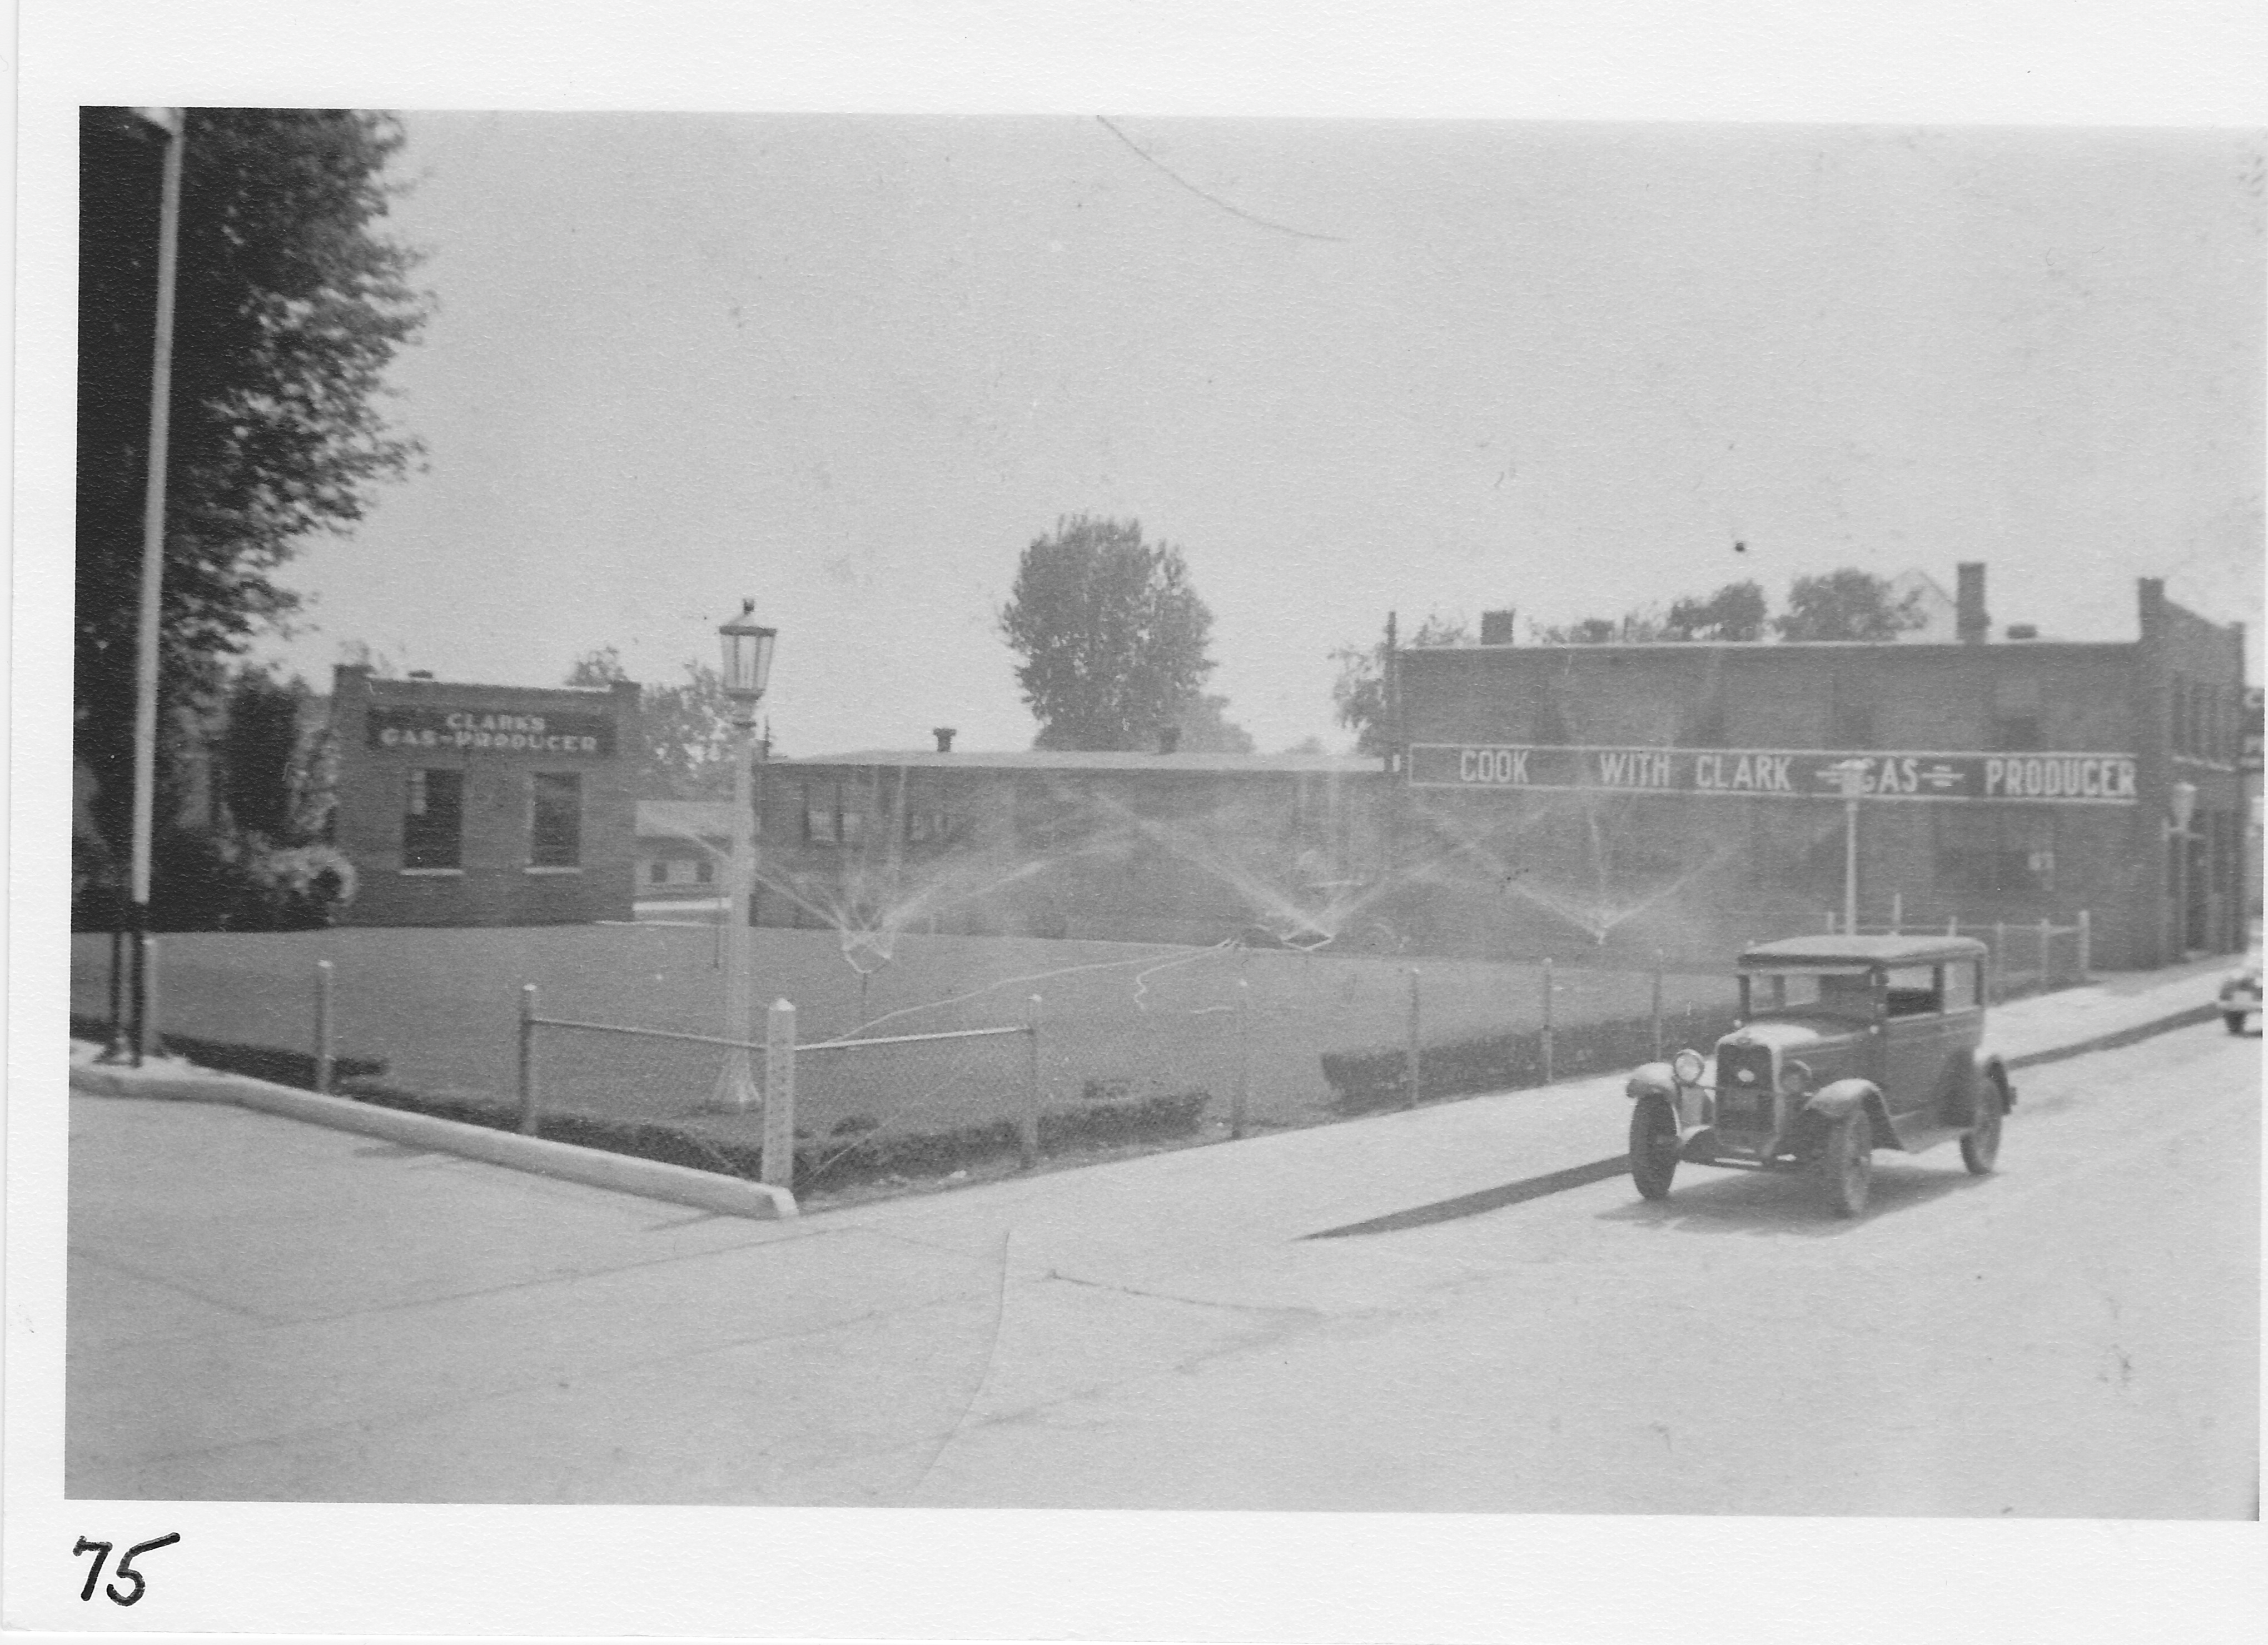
top-left (74, 1534), bottom-right (180, 1606)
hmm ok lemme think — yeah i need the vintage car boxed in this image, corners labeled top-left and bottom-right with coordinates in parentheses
top-left (1624, 934), bottom-right (2013, 1217)
top-left (2219, 956), bottom-right (2261, 1034)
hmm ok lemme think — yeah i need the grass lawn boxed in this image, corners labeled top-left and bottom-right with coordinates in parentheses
top-left (69, 924), bottom-right (1736, 1146)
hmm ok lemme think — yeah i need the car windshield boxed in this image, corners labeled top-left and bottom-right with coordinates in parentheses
top-left (1744, 967), bottom-right (1874, 1016)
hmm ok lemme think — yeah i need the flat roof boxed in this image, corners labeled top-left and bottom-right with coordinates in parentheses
top-left (1407, 638), bottom-right (2125, 657)
top-left (1739, 934), bottom-right (1991, 966)
top-left (777, 749), bottom-right (1384, 775)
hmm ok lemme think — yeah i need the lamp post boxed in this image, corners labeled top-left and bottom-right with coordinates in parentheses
top-left (714, 600), bottom-right (777, 1111)
top-left (109, 107), bottom-right (187, 1065)
top-left (1829, 757), bottom-right (1871, 936)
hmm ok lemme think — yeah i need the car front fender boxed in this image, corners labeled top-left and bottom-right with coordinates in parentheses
top-left (1804, 1077), bottom-right (1880, 1122)
top-left (1625, 1063), bottom-right (1679, 1101)
top-left (1979, 1053), bottom-right (2015, 1111)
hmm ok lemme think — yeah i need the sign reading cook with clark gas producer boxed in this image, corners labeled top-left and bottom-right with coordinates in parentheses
top-left (366, 706), bottom-right (615, 756)
top-left (1410, 744), bottom-right (2138, 804)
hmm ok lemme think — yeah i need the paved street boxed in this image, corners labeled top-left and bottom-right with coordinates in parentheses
top-left (66, 1004), bottom-right (2256, 1514)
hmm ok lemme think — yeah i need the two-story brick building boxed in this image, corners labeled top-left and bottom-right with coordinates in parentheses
top-left (329, 667), bottom-right (641, 926)
top-left (1392, 568), bottom-right (2247, 970)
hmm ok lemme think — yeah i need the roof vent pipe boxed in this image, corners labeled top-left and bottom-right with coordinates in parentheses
top-left (407, 670), bottom-right (435, 680)
top-left (1956, 562), bottom-right (1990, 644)
top-left (931, 726), bottom-right (956, 754)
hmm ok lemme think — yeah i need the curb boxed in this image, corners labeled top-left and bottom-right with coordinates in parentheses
top-left (2001, 1003), bottom-right (2221, 1070)
top-left (68, 1056), bottom-right (798, 1221)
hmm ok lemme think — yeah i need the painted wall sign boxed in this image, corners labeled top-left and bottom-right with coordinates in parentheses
top-left (1409, 743), bottom-right (2137, 804)
top-left (366, 706), bottom-right (615, 757)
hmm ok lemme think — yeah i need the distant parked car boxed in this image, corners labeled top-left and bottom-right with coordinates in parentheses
top-left (1623, 934), bottom-right (2013, 1218)
top-left (2219, 957), bottom-right (2261, 1034)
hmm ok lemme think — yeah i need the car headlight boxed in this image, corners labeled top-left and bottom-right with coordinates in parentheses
top-left (1671, 1048), bottom-right (1705, 1085)
top-left (1779, 1058), bottom-right (1812, 1096)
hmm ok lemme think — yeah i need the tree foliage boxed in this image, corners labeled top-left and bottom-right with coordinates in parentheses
top-left (998, 516), bottom-right (1221, 751)
top-left (1664, 580), bottom-right (1769, 642)
top-left (566, 647), bottom-right (743, 799)
top-left (1775, 569), bottom-right (1926, 642)
top-left (1330, 612), bottom-right (1467, 756)
top-left (1174, 692), bottom-right (1255, 754)
top-left (75, 107), bottom-right (429, 863)
top-left (217, 666), bottom-right (309, 840)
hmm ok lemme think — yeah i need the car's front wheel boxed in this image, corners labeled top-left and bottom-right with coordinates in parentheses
top-left (1960, 1075), bottom-right (2005, 1175)
top-left (1817, 1107), bottom-right (1873, 1217)
top-left (1629, 1094), bottom-right (1679, 1200)
top-left (2225, 1010), bottom-right (2249, 1036)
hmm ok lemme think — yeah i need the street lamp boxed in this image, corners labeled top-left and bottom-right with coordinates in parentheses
top-left (1828, 757), bottom-right (1872, 936)
top-left (106, 107), bottom-right (186, 1066)
top-left (714, 600), bottom-right (777, 1112)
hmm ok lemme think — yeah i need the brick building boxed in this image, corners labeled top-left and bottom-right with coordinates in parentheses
top-left (754, 745), bottom-right (1389, 948)
top-left (1392, 568), bottom-right (2249, 970)
top-left (329, 667), bottom-right (641, 926)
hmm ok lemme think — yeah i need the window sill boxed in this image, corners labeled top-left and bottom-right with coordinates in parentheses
top-left (524, 865), bottom-right (584, 875)
top-left (399, 867), bottom-right (464, 877)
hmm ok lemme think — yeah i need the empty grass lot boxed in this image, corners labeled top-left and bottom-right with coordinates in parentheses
top-left (69, 924), bottom-right (1737, 1149)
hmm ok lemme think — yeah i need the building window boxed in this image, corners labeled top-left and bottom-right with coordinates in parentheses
top-left (695, 857), bottom-right (715, 885)
top-left (1936, 808), bottom-right (2054, 896)
top-left (649, 860), bottom-right (669, 885)
top-left (1991, 676), bottom-right (2043, 751)
top-left (804, 781), bottom-right (838, 844)
top-left (839, 799), bottom-right (867, 848)
top-left (402, 768), bottom-right (464, 869)
top-left (531, 772), bottom-right (583, 866)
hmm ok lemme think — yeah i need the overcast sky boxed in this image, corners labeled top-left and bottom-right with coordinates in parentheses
top-left (261, 114), bottom-right (2265, 752)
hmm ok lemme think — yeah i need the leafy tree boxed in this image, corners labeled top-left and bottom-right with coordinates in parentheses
top-left (566, 647), bottom-right (743, 799)
top-left (1664, 580), bottom-right (1769, 642)
top-left (1174, 692), bottom-right (1256, 754)
top-left (75, 108), bottom-right (429, 873)
top-left (1775, 569), bottom-right (1926, 642)
top-left (217, 666), bottom-right (309, 840)
top-left (1330, 612), bottom-right (1468, 756)
top-left (998, 515), bottom-right (1219, 751)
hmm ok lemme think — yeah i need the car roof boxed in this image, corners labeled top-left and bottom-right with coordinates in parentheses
top-left (1738, 933), bottom-right (1991, 966)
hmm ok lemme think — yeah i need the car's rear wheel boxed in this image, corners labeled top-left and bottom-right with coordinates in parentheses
top-left (1960, 1075), bottom-right (2005, 1175)
top-left (1629, 1095), bottom-right (1679, 1200)
top-left (2226, 1010), bottom-right (2249, 1035)
top-left (1818, 1108), bottom-right (1872, 1218)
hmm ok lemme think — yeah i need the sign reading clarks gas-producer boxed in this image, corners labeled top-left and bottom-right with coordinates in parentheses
top-left (1410, 744), bottom-right (2136, 804)
top-left (366, 706), bottom-right (615, 757)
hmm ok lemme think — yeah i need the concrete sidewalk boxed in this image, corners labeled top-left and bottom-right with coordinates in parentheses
top-left (62, 954), bottom-right (2239, 1500)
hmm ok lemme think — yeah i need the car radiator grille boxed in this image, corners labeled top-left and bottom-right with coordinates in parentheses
top-left (1714, 1043), bottom-right (1776, 1132)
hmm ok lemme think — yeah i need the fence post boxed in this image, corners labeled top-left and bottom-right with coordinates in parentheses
top-left (1541, 957), bottom-right (1556, 1085)
top-left (1992, 921), bottom-right (2006, 1000)
top-left (314, 959), bottom-right (336, 1095)
top-left (1651, 949), bottom-right (1665, 1061)
top-left (1890, 891), bottom-right (1903, 934)
top-left (137, 934), bottom-right (160, 1061)
top-left (2076, 909), bottom-right (2092, 982)
top-left (1233, 975), bottom-right (1251, 1141)
top-left (1020, 994), bottom-right (1043, 1168)
top-left (1948, 915), bottom-right (1959, 937)
top-left (1824, 909), bottom-right (1838, 934)
top-left (2038, 916), bottom-right (2053, 988)
top-left (762, 999), bottom-right (797, 1189)
top-left (1403, 968), bottom-right (1421, 1109)
top-left (515, 984), bottom-right (540, 1134)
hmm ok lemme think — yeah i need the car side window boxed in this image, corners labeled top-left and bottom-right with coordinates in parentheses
top-left (1884, 964), bottom-right (1942, 1017)
top-left (1944, 960), bottom-right (1981, 1011)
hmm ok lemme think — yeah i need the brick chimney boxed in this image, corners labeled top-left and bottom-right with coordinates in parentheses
top-left (931, 726), bottom-right (956, 754)
top-left (1479, 609), bottom-right (1516, 646)
top-left (1956, 563), bottom-right (1990, 644)
top-left (1157, 725), bottom-right (1182, 754)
